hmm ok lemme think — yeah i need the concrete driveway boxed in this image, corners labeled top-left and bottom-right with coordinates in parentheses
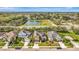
top-left (33, 43), bottom-right (39, 49)
top-left (58, 42), bottom-right (67, 48)
top-left (2, 42), bottom-right (8, 49)
top-left (22, 37), bottom-right (30, 48)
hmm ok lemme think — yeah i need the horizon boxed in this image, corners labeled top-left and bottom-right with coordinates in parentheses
top-left (0, 7), bottom-right (79, 12)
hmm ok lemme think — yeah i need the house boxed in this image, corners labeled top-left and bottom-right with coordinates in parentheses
top-left (5, 31), bottom-right (16, 42)
top-left (52, 31), bottom-right (62, 41)
top-left (18, 31), bottom-right (27, 38)
top-left (38, 32), bottom-right (47, 42)
top-left (48, 31), bottom-right (62, 42)
top-left (0, 32), bottom-right (6, 40)
top-left (34, 31), bottom-right (39, 43)
top-left (18, 31), bottom-right (31, 38)
top-left (48, 31), bottom-right (54, 41)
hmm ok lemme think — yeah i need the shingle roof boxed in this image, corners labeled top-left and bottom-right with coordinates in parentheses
top-left (0, 32), bottom-right (5, 36)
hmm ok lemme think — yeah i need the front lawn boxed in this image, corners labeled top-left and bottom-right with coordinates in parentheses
top-left (0, 39), bottom-right (6, 48)
top-left (58, 31), bottom-right (79, 43)
top-left (39, 41), bottom-right (60, 48)
top-left (28, 42), bottom-right (34, 48)
top-left (72, 35), bottom-right (79, 42)
top-left (63, 38), bottom-right (73, 48)
top-left (10, 42), bottom-right (24, 48)
top-left (9, 37), bottom-right (24, 48)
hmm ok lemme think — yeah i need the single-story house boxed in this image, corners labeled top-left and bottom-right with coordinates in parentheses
top-left (18, 31), bottom-right (31, 38)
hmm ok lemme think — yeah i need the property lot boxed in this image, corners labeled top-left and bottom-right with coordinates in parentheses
top-left (0, 28), bottom-right (79, 50)
top-left (0, 19), bottom-right (79, 50)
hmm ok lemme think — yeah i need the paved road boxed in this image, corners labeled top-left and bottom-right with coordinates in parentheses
top-left (1, 48), bottom-right (79, 51)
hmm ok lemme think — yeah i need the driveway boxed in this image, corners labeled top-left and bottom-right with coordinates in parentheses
top-left (33, 43), bottom-right (39, 49)
top-left (58, 42), bottom-right (67, 48)
top-left (22, 37), bottom-right (30, 48)
top-left (2, 42), bottom-right (8, 49)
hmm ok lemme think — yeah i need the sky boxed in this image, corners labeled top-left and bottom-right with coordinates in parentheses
top-left (0, 7), bottom-right (79, 12)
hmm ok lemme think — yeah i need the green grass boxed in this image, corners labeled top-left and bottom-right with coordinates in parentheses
top-left (39, 41), bottom-right (60, 47)
top-left (9, 37), bottom-right (24, 48)
top-left (58, 31), bottom-right (74, 48)
top-left (39, 41), bottom-right (49, 46)
top-left (63, 38), bottom-right (73, 48)
top-left (10, 42), bottom-right (24, 48)
top-left (28, 42), bottom-right (34, 48)
top-left (0, 39), bottom-right (6, 48)
top-left (73, 35), bottom-right (79, 43)
top-left (58, 31), bottom-right (72, 37)
top-left (58, 31), bottom-right (79, 43)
